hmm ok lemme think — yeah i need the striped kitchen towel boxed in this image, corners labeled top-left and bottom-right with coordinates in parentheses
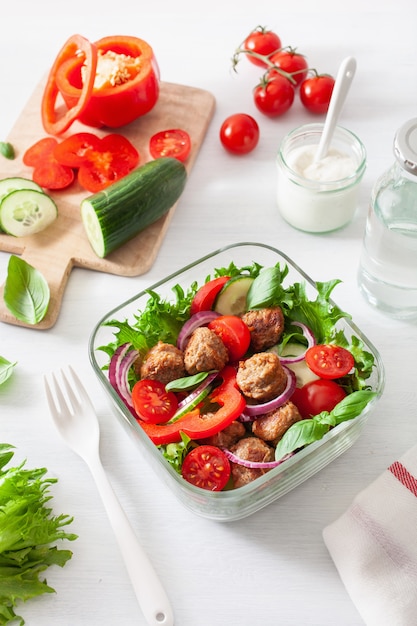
top-left (323, 445), bottom-right (417, 626)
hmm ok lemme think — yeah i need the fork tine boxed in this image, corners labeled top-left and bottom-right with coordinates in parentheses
top-left (44, 374), bottom-right (59, 415)
top-left (67, 366), bottom-right (94, 408)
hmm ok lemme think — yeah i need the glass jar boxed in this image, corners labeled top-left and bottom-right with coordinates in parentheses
top-left (358, 118), bottom-right (417, 319)
top-left (276, 123), bottom-right (367, 233)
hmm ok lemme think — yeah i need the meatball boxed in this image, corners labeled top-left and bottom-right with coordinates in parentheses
top-left (230, 437), bottom-right (275, 488)
top-left (140, 341), bottom-right (186, 384)
top-left (252, 400), bottom-right (302, 443)
top-left (199, 420), bottom-right (246, 448)
top-left (236, 352), bottom-right (287, 402)
top-left (184, 326), bottom-right (229, 374)
top-left (242, 307), bottom-right (285, 352)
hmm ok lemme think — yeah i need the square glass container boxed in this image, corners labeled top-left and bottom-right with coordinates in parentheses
top-left (89, 242), bottom-right (384, 522)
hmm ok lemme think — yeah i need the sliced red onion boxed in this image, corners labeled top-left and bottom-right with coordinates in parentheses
top-left (279, 321), bottom-right (316, 364)
top-left (222, 448), bottom-right (293, 469)
top-left (109, 342), bottom-right (139, 410)
top-left (177, 311), bottom-right (220, 351)
top-left (177, 371), bottom-right (218, 411)
top-left (241, 365), bottom-right (296, 418)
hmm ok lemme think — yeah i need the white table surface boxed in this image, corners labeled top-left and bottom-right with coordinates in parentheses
top-left (1, 1), bottom-right (417, 624)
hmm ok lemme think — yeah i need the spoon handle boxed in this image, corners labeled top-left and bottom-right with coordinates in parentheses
top-left (314, 56), bottom-right (357, 163)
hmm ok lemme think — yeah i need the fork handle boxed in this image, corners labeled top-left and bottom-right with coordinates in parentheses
top-left (87, 454), bottom-right (174, 626)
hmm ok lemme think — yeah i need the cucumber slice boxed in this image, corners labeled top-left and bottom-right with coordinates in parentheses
top-left (214, 275), bottom-right (255, 316)
top-left (0, 189), bottom-right (57, 236)
top-left (0, 177), bottom-right (43, 202)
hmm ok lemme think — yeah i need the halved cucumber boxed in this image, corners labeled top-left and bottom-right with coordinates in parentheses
top-left (0, 189), bottom-right (57, 237)
top-left (214, 275), bottom-right (255, 316)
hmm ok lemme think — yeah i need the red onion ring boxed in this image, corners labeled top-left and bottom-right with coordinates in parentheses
top-left (279, 321), bottom-right (316, 364)
top-left (177, 311), bottom-right (221, 351)
top-left (109, 342), bottom-right (139, 410)
top-left (222, 448), bottom-right (293, 469)
top-left (241, 365), bottom-right (296, 418)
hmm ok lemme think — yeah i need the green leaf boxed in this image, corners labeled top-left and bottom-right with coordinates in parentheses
top-left (275, 419), bottom-right (330, 461)
top-left (165, 372), bottom-right (210, 392)
top-left (3, 256), bottom-right (50, 325)
top-left (0, 358), bottom-right (16, 386)
top-left (331, 390), bottom-right (377, 424)
top-left (0, 142), bottom-right (15, 160)
top-left (246, 265), bottom-right (290, 309)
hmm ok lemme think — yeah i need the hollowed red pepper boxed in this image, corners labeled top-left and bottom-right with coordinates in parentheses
top-left (138, 366), bottom-right (246, 445)
top-left (54, 35), bottom-right (160, 129)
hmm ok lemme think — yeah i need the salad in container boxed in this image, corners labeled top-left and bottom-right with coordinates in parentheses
top-left (89, 242), bottom-right (384, 521)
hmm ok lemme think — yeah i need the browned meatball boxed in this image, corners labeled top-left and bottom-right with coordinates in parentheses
top-left (230, 437), bottom-right (275, 488)
top-left (242, 307), bottom-right (285, 352)
top-left (184, 326), bottom-right (229, 374)
top-left (140, 341), bottom-right (186, 384)
top-left (199, 420), bottom-right (246, 448)
top-left (236, 352), bottom-right (287, 402)
top-left (252, 400), bottom-right (302, 443)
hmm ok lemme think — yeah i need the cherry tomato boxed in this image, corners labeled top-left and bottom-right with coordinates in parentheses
top-left (305, 345), bottom-right (355, 380)
top-left (243, 27), bottom-right (282, 68)
top-left (253, 75), bottom-right (295, 117)
top-left (269, 49), bottom-right (308, 87)
top-left (181, 445), bottom-right (231, 491)
top-left (208, 315), bottom-right (251, 361)
top-left (190, 276), bottom-right (230, 315)
top-left (291, 379), bottom-right (347, 418)
top-left (219, 114), bottom-right (260, 155)
top-left (149, 129), bottom-right (191, 163)
top-left (132, 379), bottom-right (178, 424)
top-left (300, 74), bottom-right (335, 114)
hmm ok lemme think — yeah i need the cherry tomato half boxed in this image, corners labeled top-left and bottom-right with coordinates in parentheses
top-left (208, 315), bottom-right (251, 361)
top-left (149, 128), bottom-right (191, 163)
top-left (190, 276), bottom-right (230, 315)
top-left (181, 445), bottom-right (231, 491)
top-left (132, 379), bottom-right (178, 424)
top-left (269, 49), bottom-right (308, 87)
top-left (300, 75), bottom-right (335, 114)
top-left (305, 345), bottom-right (355, 380)
top-left (291, 379), bottom-right (347, 418)
top-left (243, 27), bottom-right (282, 68)
top-left (253, 75), bottom-right (295, 117)
top-left (219, 113), bottom-right (260, 155)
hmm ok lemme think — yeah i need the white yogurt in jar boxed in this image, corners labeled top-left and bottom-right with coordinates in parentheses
top-left (276, 124), bottom-right (366, 233)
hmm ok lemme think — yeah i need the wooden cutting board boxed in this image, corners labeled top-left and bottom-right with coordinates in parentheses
top-left (0, 79), bottom-right (215, 330)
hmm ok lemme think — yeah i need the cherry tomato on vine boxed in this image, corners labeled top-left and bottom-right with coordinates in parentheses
top-left (291, 379), bottom-right (347, 418)
top-left (132, 379), bottom-right (178, 424)
top-left (149, 128), bottom-right (191, 163)
top-left (181, 445), bottom-right (231, 491)
top-left (208, 315), bottom-right (251, 361)
top-left (243, 26), bottom-right (282, 68)
top-left (300, 74), bottom-right (335, 114)
top-left (253, 75), bottom-right (295, 117)
top-left (305, 345), bottom-right (355, 380)
top-left (219, 113), bottom-right (260, 155)
top-left (269, 49), bottom-right (308, 87)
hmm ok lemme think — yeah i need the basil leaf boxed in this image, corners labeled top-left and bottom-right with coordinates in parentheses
top-left (332, 390), bottom-right (377, 424)
top-left (246, 265), bottom-right (289, 309)
top-left (3, 256), bottom-right (50, 324)
top-left (166, 372), bottom-right (209, 392)
top-left (0, 357), bottom-right (17, 385)
top-left (275, 419), bottom-right (330, 461)
top-left (0, 141), bottom-right (15, 160)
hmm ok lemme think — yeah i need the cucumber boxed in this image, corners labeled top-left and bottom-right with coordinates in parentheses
top-left (214, 275), bottom-right (255, 316)
top-left (0, 177), bottom-right (43, 202)
top-left (0, 189), bottom-right (57, 236)
top-left (80, 157), bottom-right (187, 258)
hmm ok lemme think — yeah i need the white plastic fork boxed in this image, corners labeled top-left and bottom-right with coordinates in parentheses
top-left (44, 366), bottom-right (174, 626)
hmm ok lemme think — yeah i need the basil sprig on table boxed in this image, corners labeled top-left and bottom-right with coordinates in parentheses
top-left (3, 255), bottom-right (50, 324)
top-left (274, 390), bottom-right (377, 461)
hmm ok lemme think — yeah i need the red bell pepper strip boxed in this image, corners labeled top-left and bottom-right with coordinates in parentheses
top-left (55, 35), bottom-right (160, 129)
top-left (23, 137), bottom-right (75, 189)
top-left (138, 366), bottom-right (246, 445)
top-left (41, 34), bottom-right (97, 136)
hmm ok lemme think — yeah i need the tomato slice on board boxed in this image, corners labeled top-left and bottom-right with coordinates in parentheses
top-left (23, 137), bottom-right (75, 190)
top-left (132, 379), bottom-right (178, 424)
top-left (189, 276), bottom-right (230, 315)
top-left (305, 345), bottom-right (354, 380)
top-left (149, 129), bottom-right (191, 162)
top-left (291, 379), bottom-right (347, 418)
top-left (181, 445), bottom-right (231, 491)
top-left (208, 315), bottom-right (251, 362)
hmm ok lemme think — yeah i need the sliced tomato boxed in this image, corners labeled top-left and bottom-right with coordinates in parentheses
top-left (181, 445), bottom-right (231, 491)
top-left (208, 315), bottom-right (251, 361)
top-left (291, 379), bottom-right (347, 418)
top-left (149, 129), bottom-right (191, 162)
top-left (23, 137), bottom-right (75, 190)
top-left (131, 379), bottom-right (178, 424)
top-left (190, 276), bottom-right (230, 315)
top-left (305, 345), bottom-right (354, 379)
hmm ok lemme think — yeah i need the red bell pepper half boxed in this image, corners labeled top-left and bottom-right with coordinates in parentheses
top-left (138, 366), bottom-right (246, 445)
